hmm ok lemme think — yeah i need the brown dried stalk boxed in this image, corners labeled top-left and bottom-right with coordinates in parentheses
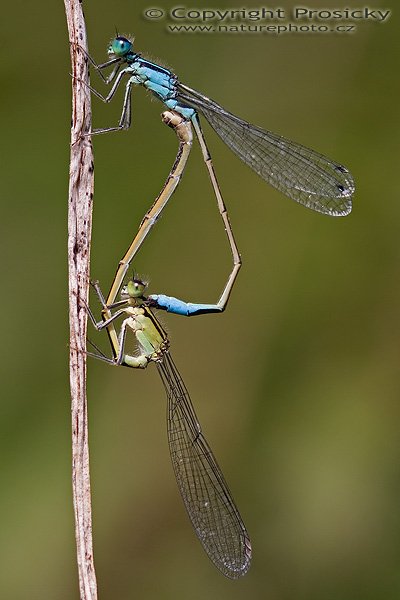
top-left (64, 1), bottom-right (97, 598)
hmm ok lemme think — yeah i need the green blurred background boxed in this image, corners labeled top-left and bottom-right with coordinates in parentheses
top-left (1, 0), bottom-right (400, 598)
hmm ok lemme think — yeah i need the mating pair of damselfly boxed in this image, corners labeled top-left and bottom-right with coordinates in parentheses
top-left (82, 34), bottom-right (354, 578)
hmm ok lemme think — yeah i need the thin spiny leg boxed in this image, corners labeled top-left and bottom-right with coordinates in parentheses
top-left (70, 41), bottom-right (122, 82)
top-left (85, 281), bottom-right (128, 331)
top-left (91, 79), bottom-right (134, 135)
top-left (74, 66), bottom-right (130, 103)
top-left (73, 68), bottom-right (134, 137)
top-left (89, 57), bottom-right (122, 84)
top-left (86, 338), bottom-right (116, 365)
top-left (90, 279), bottom-right (127, 356)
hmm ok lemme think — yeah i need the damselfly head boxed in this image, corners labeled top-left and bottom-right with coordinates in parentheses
top-left (122, 277), bottom-right (147, 300)
top-left (108, 36), bottom-right (133, 58)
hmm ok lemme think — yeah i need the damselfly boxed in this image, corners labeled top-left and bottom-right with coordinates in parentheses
top-left (80, 35), bottom-right (355, 308)
top-left (87, 277), bottom-right (252, 578)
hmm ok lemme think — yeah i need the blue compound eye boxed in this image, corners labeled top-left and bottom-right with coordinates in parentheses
top-left (110, 36), bottom-right (132, 56)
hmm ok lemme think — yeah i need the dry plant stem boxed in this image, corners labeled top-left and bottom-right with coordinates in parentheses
top-left (64, 1), bottom-right (97, 598)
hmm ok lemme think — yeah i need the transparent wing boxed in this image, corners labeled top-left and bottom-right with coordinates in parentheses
top-left (178, 83), bottom-right (354, 216)
top-left (157, 353), bottom-right (251, 579)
